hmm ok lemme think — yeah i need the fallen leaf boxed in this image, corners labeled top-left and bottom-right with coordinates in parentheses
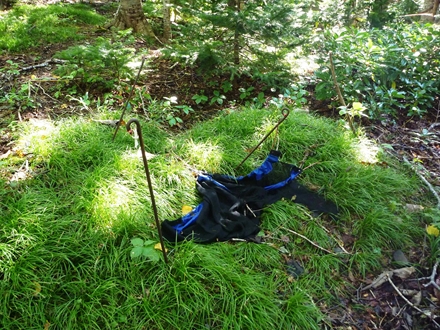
top-left (427, 225), bottom-right (440, 237)
top-left (33, 281), bottom-right (41, 296)
top-left (393, 266), bottom-right (415, 279)
top-left (182, 205), bottom-right (193, 215)
top-left (405, 204), bottom-right (424, 212)
top-left (306, 184), bottom-right (320, 191)
top-left (280, 235), bottom-right (290, 243)
top-left (362, 270), bottom-right (393, 290)
top-left (154, 243), bottom-right (168, 252)
top-left (0, 150), bottom-right (12, 160)
top-left (411, 291), bottom-right (422, 306)
top-left (278, 246), bottom-right (289, 254)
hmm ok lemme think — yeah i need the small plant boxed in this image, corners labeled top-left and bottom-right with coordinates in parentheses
top-left (338, 101), bottom-right (367, 127)
top-left (130, 238), bottom-right (161, 262)
top-left (192, 91), bottom-right (208, 105)
top-left (239, 86), bottom-right (254, 102)
top-left (67, 92), bottom-right (91, 111)
top-left (146, 96), bottom-right (194, 127)
top-left (253, 92), bottom-right (266, 108)
top-left (1, 79), bottom-right (39, 110)
top-left (210, 90), bottom-right (226, 105)
top-left (221, 81), bottom-right (233, 93)
top-left (53, 30), bottom-right (136, 92)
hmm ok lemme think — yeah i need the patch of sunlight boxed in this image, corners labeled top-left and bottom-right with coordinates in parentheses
top-left (17, 118), bottom-right (59, 158)
top-left (254, 116), bottom-right (281, 143)
top-left (115, 148), bottom-right (156, 173)
top-left (91, 180), bottom-right (140, 229)
top-left (287, 51), bottom-right (320, 76)
top-left (186, 140), bottom-right (224, 172)
top-left (353, 136), bottom-right (379, 164)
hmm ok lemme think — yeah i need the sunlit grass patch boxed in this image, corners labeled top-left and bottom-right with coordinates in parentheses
top-left (0, 106), bottom-right (434, 328)
top-left (0, 3), bottom-right (106, 52)
top-left (183, 139), bottom-right (225, 172)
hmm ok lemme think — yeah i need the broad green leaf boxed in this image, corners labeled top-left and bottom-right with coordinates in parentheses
top-left (131, 238), bottom-right (144, 247)
top-left (131, 246), bottom-right (144, 258)
top-left (142, 247), bottom-right (160, 262)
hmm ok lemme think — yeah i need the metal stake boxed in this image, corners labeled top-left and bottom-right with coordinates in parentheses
top-left (235, 108), bottom-right (290, 170)
top-left (126, 118), bottom-right (169, 263)
top-left (112, 57), bottom-right (147, 141)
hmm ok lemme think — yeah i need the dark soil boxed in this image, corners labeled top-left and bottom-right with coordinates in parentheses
top-left (1, 38), bottom-right (440, 329)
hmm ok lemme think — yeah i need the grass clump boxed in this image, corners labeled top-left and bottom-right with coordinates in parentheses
top-left (0, 3), bottom-right (106, 52)
top-left (0, 106), bottom-right (433, 329)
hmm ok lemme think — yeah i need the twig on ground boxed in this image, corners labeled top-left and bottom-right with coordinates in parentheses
top-left (429, 123), bottom-right (440, 132)
top-left (298, 144), bottom-right (320, 169)
top-left (35, 83), bottom-right (57, 102)
top-left (418, 260), bottom-right (440, 291)
top-left (281, 226), bottom-right (336, 255)
top-left (20, 59), bottom-right (67, 72)
top-left (403, 157), bottom-right (440, 209)
top-left (301, 161), bottom-right (322, 172)
top-left (386, 273), bottom-right (440, 329)
top-left (294, 207), bottom-right (350, 254)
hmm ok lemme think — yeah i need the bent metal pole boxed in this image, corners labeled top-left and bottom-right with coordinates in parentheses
top-left (235, 108), bottom-right (290, 170)
top-left (126, 119), bottom-right (168, 264)
top-left (112, 57), bottom-right (147, 142)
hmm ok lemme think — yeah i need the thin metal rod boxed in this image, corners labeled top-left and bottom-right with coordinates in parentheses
top-left (235, 108), bottom-right (290, 170)
top-left (126, 119), bottom-right (169, 263)
top-left (112, 57), bottom-right (147, 141)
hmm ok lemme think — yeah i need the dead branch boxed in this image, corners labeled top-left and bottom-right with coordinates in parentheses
top-left (301, 161), bottom-right (322, 172)
top-left (281, 226), bottom-right (336, 255)
top-left (419, 260), bottom-right (440, 291)
top-left (403, 157), bottom-right (440, 209)
top-left (20, 59), bottom-right (67, 72)
top-left (387, 273), bottom-right (440, 329)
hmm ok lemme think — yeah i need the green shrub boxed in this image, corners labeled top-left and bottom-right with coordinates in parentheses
top-left (312, 23), bottom-right (440, 119)
top-left (53, 30), bottom-right (137, 93)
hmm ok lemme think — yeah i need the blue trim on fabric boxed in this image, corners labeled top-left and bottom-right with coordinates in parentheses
top-left (173, 203), bottom-right (204, 232)
top-left (264, 168), bottom-right (301, 191)
top-left (197, 174), bottom-right (230, 191)
top-left (242, 153), bottom-right (279, 181)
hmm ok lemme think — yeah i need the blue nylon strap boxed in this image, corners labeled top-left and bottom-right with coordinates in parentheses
top-left (173, 203), bottom-right (204, 232)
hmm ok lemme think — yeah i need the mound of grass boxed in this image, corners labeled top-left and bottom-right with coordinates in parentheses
top-left (0, 3), bottom-right (106, 52)
top-left (0, 106), bottom-right (432, 328)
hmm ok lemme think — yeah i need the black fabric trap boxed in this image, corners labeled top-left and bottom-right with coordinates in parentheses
top-left (161, 150), bottom-right (338, 243)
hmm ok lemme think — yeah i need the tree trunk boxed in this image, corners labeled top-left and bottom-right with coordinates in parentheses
top-left (162, 0), bottom-right (172, 43)
top-left (432, 0), bottom-right (439, 22)
top-left (109, 0), bottom-right (155, 37)
top-left (420, 0), bottom-right (435, 22)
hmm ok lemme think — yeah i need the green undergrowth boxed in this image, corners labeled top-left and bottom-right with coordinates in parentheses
top-left (0, 3), bottom-right (106, 52)
top-left (0, 107), bottom-right (433, 329)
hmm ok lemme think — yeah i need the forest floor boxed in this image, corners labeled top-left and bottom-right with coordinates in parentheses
top-left (1, 40), bottom-right (440, 329)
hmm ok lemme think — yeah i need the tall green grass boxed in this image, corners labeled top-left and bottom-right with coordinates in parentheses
top-left (0, 3), bottom-right (106, 52)
top-left (0, 106), bottom-right (431, 329)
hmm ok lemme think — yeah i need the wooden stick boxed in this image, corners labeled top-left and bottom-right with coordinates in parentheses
top-left (281, 226), bottom-right (336, 255)
top-left (403, 157), bottom-right (440, 209)
top-left (387, 273), bottom-right (440, 329)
